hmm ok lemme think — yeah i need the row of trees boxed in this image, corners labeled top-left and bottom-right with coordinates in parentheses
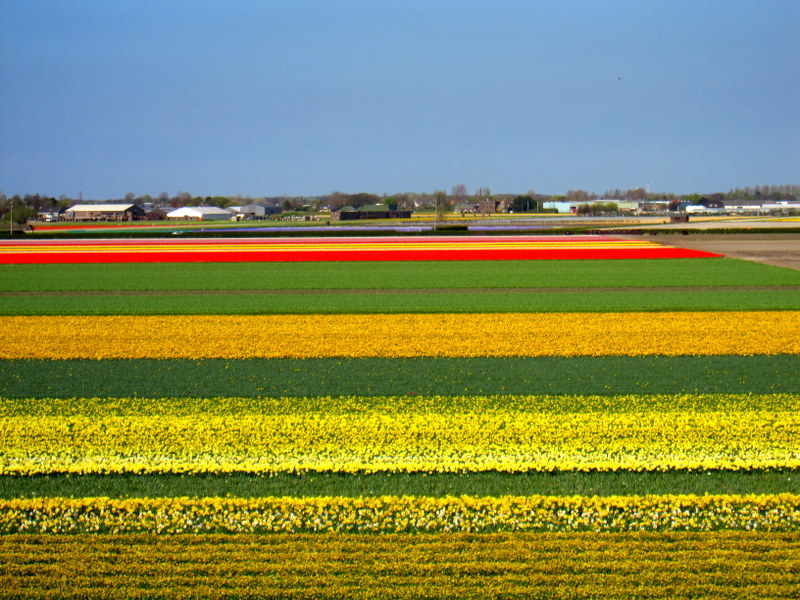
top-left (575, 202), bottom-right (621, 215)
top-left (724, 185), bottom-right (800, 201)
top-left (0, 194), bottom-right (62, 224)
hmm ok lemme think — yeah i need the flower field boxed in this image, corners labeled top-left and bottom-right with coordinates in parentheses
top-left (1, 233), bottom-right (798, 598)
top-left (0, 235), bottom-right (718, 263)
top-left (3, 394), bottom-right (799, 476)
top-left (3, 495), bottom-right (800, 534)
top-left (3, 312), bottom-right (800, 359)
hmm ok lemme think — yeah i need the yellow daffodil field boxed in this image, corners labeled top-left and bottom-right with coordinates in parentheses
top-left (3, 394), bottom-right (799, 476)
top-left (1, 235), bottom-right (799, 598)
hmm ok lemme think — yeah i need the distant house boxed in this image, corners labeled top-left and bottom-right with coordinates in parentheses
top-left (476, 199), bottom-right (510, 214)
top-left (64, 204), bottom-right (145, 221)
top-left (37, 207), bottom-right (66, 222)
top-left (166, 206), bottom-right (233, 221)
top-left (144, 208), bottom-right (168, 221)
top-left (476, 199), bottom-right (495, 214)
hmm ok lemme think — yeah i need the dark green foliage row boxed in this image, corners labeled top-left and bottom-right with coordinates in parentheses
top-left (3, 470), bottom-right (797, 499)
top-left (3, 258), bottom-right (799, 292)
top-left (2, 356), bottom-right (798, 399)
top-left (3, 288), bottom-right (800, 315)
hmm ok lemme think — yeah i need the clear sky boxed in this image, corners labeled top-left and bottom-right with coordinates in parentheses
top-left (1, 0), bottom-right (798, 199)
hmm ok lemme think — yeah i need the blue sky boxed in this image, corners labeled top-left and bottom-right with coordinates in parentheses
top-left (1, 0), bottom-right (798, 199)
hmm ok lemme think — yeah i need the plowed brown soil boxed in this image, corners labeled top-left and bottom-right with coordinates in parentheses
top-left (624, 234), bottom-right (800, 270)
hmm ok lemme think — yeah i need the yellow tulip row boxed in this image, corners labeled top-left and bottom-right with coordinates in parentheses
top-left (2, 494), bottom-right (798, 534)
top-left (6, 393), bottom-right (795, 417)
top-left (3, 398), bottom-right (797, 475)
top-left (4, 532), bottom-right (798, 600)
top-left (3, 311), bottom-right (799, 359)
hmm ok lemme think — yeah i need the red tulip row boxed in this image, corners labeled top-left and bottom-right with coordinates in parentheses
top-left (0, 235), bottom-right (719, 264)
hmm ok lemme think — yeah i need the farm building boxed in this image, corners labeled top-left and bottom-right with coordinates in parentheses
top-left (331, 204), bottom-right (413, 221)
top-left (144, 208), bottom-right (168, 221)
top-left (229, 203), bottom-right (283, 220)
top-left (166, 207), bottom-right (233, 221)
top-left (64, 204), bottom-right (146, 221)
top-left (476, 199), bottom-right (510, 214)
top-left (37, 207), bottom-right (66, 222)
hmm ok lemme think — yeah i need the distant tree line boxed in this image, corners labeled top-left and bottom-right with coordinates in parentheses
top-left (723, 185), bottom-right (800, 201)
top-left (2, 184), bottom-right (798, 225)
top-left (575, 202), bottom-right (620, 215)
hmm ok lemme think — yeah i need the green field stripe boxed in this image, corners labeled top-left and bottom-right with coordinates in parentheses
top-left (3, 258), bottom-right (799, 292)
top-left (2, 470), bottom-right (797, 499)
top-left (3, 288), bottom-right (800, 315)
top-left (4, 532), bottom-right (798, 600)
top-left (2, 356), bottom-right (798, 398)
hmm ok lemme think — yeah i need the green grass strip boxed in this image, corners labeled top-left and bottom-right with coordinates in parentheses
top-left (2, 470), bottom-right (797, 499)
top-left (2, 356), bottom-right (798, 398)
top-left (3, 288), bottom-right (800, 315)
top-left (3, 258), bottom-right (799, 292)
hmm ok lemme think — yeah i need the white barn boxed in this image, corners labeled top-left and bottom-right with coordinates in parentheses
top-left (166, 207), bottom-right (233, 221)
top-left (64, 204), bottom-right (145, 221)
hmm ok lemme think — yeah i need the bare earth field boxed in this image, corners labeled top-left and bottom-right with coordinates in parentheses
top-left (605, 216), bottom-right (800, 270)
top-left (627, 234), bottom-right (800, 270)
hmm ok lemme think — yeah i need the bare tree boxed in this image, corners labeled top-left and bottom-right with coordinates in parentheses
top-left (624, 188), bottom-right (647, 201)
top-left (566, 189), bottom-right (590, 203)
top-left (434, 190), bottom-right (448, 225)
top-left (391, 192), bottom-right (415, 210)
top-left (171, 191), bottom-right (193, 208)
top-left (328, 191), bottom-right (349, 210)
top-left (451, 183), bottom-right (468, 206)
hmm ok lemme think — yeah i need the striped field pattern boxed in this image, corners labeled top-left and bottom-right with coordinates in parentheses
top-left (0, 235), bottom-right (719, 263)
top-left (4, 532), bottom-right (797, 600)
top-left (1, 233), bottom-right (797, 599)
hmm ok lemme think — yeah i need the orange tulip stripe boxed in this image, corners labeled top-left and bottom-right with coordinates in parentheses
top-left (4, 312), bottom-right (798, 359)
top-left (0, 235), bottom-right (720, 263)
